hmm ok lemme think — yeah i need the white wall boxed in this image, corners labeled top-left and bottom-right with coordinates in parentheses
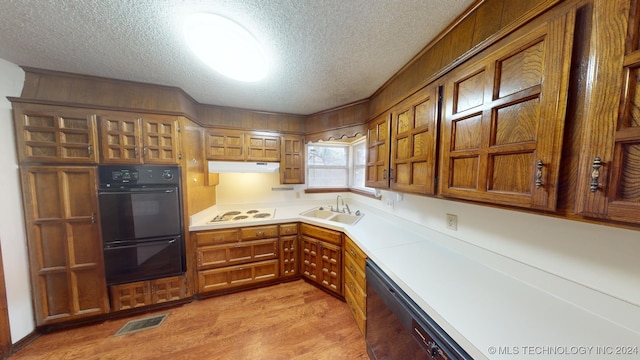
top-left (0, 59), bottom-right (34, 343)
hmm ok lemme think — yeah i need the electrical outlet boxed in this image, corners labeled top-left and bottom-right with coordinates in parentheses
top-left (446, 213), bottom-right (457, 230)
top-left (385, 198), bottom-right (394, 207)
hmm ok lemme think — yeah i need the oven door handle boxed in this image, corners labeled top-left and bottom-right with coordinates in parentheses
top-left (104, 239), bottom-right (177, 250)
top-left (99, 188), bottom-right (176, 195)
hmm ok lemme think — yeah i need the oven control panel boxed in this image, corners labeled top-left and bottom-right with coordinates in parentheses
top-left (98, 165), bottom-right (180, 187)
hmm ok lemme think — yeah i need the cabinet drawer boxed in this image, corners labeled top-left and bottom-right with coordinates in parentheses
top-left (197, 259), bottom-right (279, 293)
top-left (239, 225), bottom-right (279, 240)
top-left (300, 223), bottom-right (342, 245)
top-left (197, 239), bottom-right (278, 270)
top-left (279, 223), bottom-right (298, 236)
top-left (194, 229), bottom-right (239, 246)
top-left (344, 269), bottom-right (366, 311)
top-left (344, 236), bottom-right (366, 269)
top-left (345, 285), bottom-right (366, 335)
top-left (344, 254), bottom-right (366, 290)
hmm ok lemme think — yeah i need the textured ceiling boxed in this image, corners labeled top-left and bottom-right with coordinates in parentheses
top-left (0, 0), bottom-right (473, 115)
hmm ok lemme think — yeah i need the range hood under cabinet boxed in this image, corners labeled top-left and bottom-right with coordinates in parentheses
top-left (208, 161), bottom-right (280, 173)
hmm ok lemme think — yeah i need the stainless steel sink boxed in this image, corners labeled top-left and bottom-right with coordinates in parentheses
top-left (300, 207), bottom-right (364, 225)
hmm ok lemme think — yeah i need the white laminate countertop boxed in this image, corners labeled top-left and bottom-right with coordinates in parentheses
top-left (190, 202), bottom-right (640, 360)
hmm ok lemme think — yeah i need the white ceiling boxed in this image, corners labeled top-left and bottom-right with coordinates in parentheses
top-left (0, 0), bottom-right (473, 115)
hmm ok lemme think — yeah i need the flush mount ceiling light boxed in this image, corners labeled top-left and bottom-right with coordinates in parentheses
top-left (183, 13), bottom-right (268, 82)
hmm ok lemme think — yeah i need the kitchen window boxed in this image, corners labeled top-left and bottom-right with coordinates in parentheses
top-left (306, 137), bottom-right (375, 195)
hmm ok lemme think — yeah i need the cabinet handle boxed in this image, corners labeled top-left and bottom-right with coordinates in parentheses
top-left (256, 231), bottom-right (264, 237)
top-left (382, 169), bottom-right (387, 180)
top-left (90, 213), bottom-right (95, 223)
top-left (87, 144), bottom-right (92, 156)
top-left (389, 168), bottom-right (394, 180)
top-left (349, 248), bottom-right (356, 257)
top-left (143, 145), bottom-right (147, 157)
top-left (535, 160), bottom-right (543, 189)
top-left (197, 254), bottom-right (202, 267)
top-left (134, 146), bottom-right (139, 158)
top-left (590, 156), bottom-right (602, 192)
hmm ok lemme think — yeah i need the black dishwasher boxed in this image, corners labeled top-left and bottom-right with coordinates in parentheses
top-left (366, 260), bottom-right (471, 360)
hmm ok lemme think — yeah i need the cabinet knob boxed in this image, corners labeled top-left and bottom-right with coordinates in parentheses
top-left (590, 156), bottom-right (602, 192)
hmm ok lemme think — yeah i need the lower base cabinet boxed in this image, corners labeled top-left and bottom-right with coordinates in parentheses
top-left (109, 275), bottom-right (188, 311)
top-left (344, 236), bottom-right (367, 335)
top-left (300, 223), bottom-right (343, 296)
top-left (197, 259), bottom-right (279, 293)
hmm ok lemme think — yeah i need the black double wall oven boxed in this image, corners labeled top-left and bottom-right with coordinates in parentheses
top-left (98, 165), bottom-right (185, 285)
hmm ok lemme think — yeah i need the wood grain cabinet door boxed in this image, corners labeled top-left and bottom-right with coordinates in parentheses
top-left (574, 0), bottom-right (640, 224)
top-left (366, 113), bottom-right (391, 188)
top-left (390, 84), bottom-right (440, 195)
top-left (21, 166), bottom-right (109, 325)
top-left (280, 135), bottom-right (305, 184)
top-left (205, 129), bottom-right (245, 160)
top-left (99, 113), bottom-right (143, 164)
top-left (13, 103), bottom-right (99, 164)
top-left (141, 115), bottom-right (181, 164)
top-left (439, 9), bottom-right (576, 210)
top-left (245, 132), bottom-right (280, 161)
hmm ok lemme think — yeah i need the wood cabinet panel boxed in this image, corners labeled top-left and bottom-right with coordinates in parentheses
top-left (194, 229), bottom-right (239, 246)
top-left (575, 0), bottom-right (640, 224)
top-left (300, 223), bottom-right (342, 246)
top-left (300, 225), bottom-right (343, 297)
top-left (205, 129), bottom-right (245, 160)
top-left (246, 133), bottom-right (280, 161)
top-left (197, 259), bottom-right (279, 293)
top-left (343, 236), bottom-right (366, 335)
top-left (279, 235), bottom-right (299, 278)
top-left (390, 84), bottom-right (440, 194)
top-left (239, 225), bottom-right (279, 240)
top-left (13, 103), bottom-right (99, 164)
top-left (99, 112), bottom-right (180, 164)
top-left (21, 166), bottom-right (109, 325)
top-left (280, 135), bottom-right (305, 184)
top-left (440, 8), bottom-right (576, 210)
top-left (109, 275), bottom-right (188, 311)
top-left (365, 113), bottom-right (391, 188)
top-left (196, 239), bottom-right (278, 270)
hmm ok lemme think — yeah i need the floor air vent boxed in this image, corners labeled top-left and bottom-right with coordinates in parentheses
top-left (114, 313), bottom-right (168, 336)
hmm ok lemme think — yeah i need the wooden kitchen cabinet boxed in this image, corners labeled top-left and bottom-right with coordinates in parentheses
top-left (300, 223), bottom-right (342, 296)
top-left (20, 166), bottom-right (109, 325)
top-left (574, 0), bottom-right (640, 224)
top-left (343, 236), bottom-right (367, 335)
top-left (12, 102), bottom-right (99, 164)
top-left (279, 223), bottom-right (299, 278)
top-left (280, 135), bottom-right (305, 184)
top-left (365, 112), bottom-right (391, 188)
top-left (99, 111), bottom-right (181, 164)
top-left (439, 8), bottom-right (576, 210)
top-left (109, 275), bottom-right (189, 311)
top-left (389, 84), bottom-right (440, 195)
top-left (365, 83), bottom-right (440, 195)
top-left (194, 225), bottom-right (280, 294)
top-left (205, 128), bottom-right (280, 161)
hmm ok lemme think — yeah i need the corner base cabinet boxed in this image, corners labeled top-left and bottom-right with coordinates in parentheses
top-left (300, 223), bottom-right (343, 296)
top-left (344, 236), bottom-right (367, 335)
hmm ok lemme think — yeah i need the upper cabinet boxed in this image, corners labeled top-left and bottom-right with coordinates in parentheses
top-left (439, 9), bottom-right (576, 210)
top-left (13, 103), bottom-right (99, 164)
top-left (280, 135), bottom-right (305, 184)
top-left (389, 84), bottom-right (440, 195)
top-left (205, 128), bottom-right (280, 162)
top-left (99, 112), bottom-right (181, 164)
top-left (365, 112), bottom-right (391, 189)
top-left (365, 84), bottom-right (440, 195)
top-left (574, 0), bottom-right (640, 224)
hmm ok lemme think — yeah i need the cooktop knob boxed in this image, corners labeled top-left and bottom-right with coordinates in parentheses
top-left (162, 171), bottom-right (174, 180)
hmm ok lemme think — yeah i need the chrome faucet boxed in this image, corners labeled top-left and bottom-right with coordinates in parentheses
top-left (336, 195), bottom-right (351, 214)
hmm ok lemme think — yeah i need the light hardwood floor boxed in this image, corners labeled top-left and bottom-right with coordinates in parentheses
top-left (10, 280), bottom-right (369, 359)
